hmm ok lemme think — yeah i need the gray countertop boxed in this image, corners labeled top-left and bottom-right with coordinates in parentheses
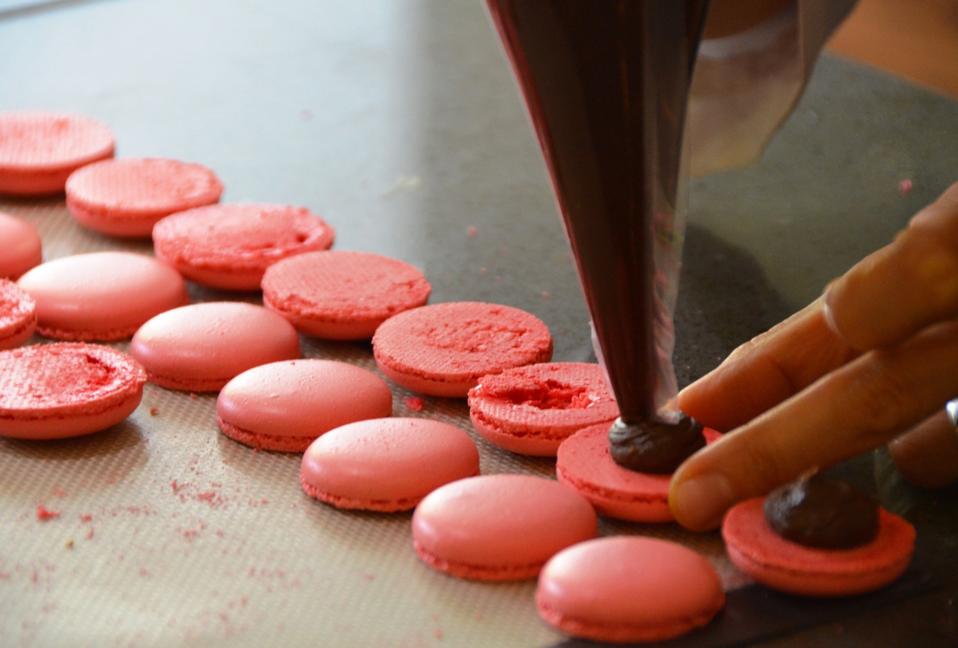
top-left (1, 1), bottom-right (956, 646)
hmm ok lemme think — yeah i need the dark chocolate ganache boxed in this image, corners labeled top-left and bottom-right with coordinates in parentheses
top-left (764, 475), bottom-right (879, 549)
top-left (608, 412), bottom-right (705, 474)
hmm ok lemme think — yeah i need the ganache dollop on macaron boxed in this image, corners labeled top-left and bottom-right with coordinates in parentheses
top-left (763, 474), bottom-right (879, 549)
top-left (607, 411), bottom-right (705, 474)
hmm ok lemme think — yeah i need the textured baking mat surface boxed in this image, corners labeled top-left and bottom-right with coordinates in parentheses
top-left (0, 201), bottom-right (746, 647)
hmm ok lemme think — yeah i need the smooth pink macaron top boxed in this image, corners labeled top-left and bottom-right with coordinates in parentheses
top-left (468, 362), bottom-right (618, 455)
top-left (301, 418), bottom-right (480, 510)
top-left (0, 279), bottom-right (36, 349)
top-left (262, 250), bottom-right (431, 339)
top-left (218, 359), bottom-right (392, 439)
top-left (0, 343), bottom-right (146, 440)
top-left (0, 111), bottom-right (115, 195)
top-left (412, 474), bottom-right (597, 573)
top-left (373, 302), bottom-right (553, 396)
top-left (130, 301), bottom-right (301, 391)
top-left (17, 251), bottom-right (188, 341)
top-left (537, 536), bottom-right (725, 643)
top-left (0, 212), bottom-right (42, 279)
top-left (153, 203), bottom-right (335, 290)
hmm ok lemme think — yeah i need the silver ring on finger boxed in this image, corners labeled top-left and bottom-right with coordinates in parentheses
top-left (947, 398), bottom-right (958, 429)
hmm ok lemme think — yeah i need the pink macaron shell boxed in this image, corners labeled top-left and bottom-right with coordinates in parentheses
top-left (556, 423), bottom-right (722, 523)
top-left (130, 302), bottom-right (300, 392)
top-left (65, 158), bottom-right (223, 237)
top-left (300, 418), bottom-right (480, 511)
top-left (376, 362), bottom-right (474, 398)
top-left (262, 251), bottom-right (430, 340)
top-left (536, 536), bottom-right (724, 643)
top-left (153, 203), bottom-right (335, 291)
top-left (0, 212), bottom-right (42, 279)
top-left (412, 474), bottom-right (597, 581)
top-left (0, 343), bottom-right (146, 440)
top-left (373, 302), bottom-right (553, 398)
top-left (468, 362), bottom-right (619, 456)
top-left (0, 112), bottom-right (115, 196)
top-left (217, 359), bottom-right (392, 452)
top-left (722, 498), bottom-right (916, 597)
top-left (17, 252), bottom-right (188, 341)
top-left (0, 280), bottom-right (36, 350)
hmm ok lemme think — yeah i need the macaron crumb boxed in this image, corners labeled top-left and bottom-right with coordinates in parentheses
top-left (150, 407), bottom-right (159, 416)
top-left (404, 396), bottom-right (425, 412)
top-left (36, 505), bottom-right (60, 521)
top-left (65, 539), bottom-right (75, 550)
top-left (899, 178), bottom-right (913, 195)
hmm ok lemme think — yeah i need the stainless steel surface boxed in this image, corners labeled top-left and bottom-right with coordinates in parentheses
top-left (1, 1), bottom-right (957, 647)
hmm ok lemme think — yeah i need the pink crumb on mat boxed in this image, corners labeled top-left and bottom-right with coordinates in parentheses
top-left (150, 407), bottom-right (159, 416)
top-left (51, 487), bottom-right (66, 498)
top-left (466, 225), bottom-right (477, 237)
top-left (404, 396), bottom-right (425, 412)
top-left (85, 528), bottom-right (94, 540)
top-left (79, 513), bottom-right (93, 523)
top-left (899, 178), bottom-right (913, 194)
top-left (540, 290), bottom-right (551, 299)
top-left (36, 505), bottom-right (60, 521)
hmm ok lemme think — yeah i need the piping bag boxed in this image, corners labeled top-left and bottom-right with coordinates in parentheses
top-left (486, 0), bottom-right (853, 426)
top-left (487, 0), bottom-right (707, 424)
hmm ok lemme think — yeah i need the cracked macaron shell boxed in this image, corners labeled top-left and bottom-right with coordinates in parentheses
top-left (0, 343), bottom-right (146, 439)
top-left (468, 362), bottom-right (618, 456)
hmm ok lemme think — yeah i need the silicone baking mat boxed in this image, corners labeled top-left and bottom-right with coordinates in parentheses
top-left (0, 198), bottom-right (747, 647)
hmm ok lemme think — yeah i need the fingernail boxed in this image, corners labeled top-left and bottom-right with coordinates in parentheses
top-left (670, 473), bottom-right (736, 531)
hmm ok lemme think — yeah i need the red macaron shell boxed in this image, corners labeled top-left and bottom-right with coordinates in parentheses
top-left (556, 423), bottom-right (722, 523)
top-left (722, 498), bottom-right (916, 597)
top-left (372, 302), bottom-right (553, 397)
top-left (412, 474), bottom-right (597, 581)
top-left (0, 212), bottom-right (42, 279)
top-left (130, 302), bottom-right (301, 392)
top-left (153, 203), bottom-right (335, 291)
top-left (0, 111), bottom-right (115, 196)
top-left (300, 418), bottom-right (480, 511)
top-left (536, 537), bottom-right (725, 643)
top-left (17, 252), bottom-right (189, 341)
top-left (262, 250), bottom-right (431, 340)
top-left (0, 280), bottom-right (37, 350)
top-left (217, 359), bottom-right (392, 452)
top-left (66, 158), bottom-right (223, 237)
top-left (0, 343), bottom-right (146, 440)
top-left (467, 362), bottom-right (618, 456)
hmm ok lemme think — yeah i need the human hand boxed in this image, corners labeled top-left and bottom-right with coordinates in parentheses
top-left (669, 181), bottom-right (958, 531)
